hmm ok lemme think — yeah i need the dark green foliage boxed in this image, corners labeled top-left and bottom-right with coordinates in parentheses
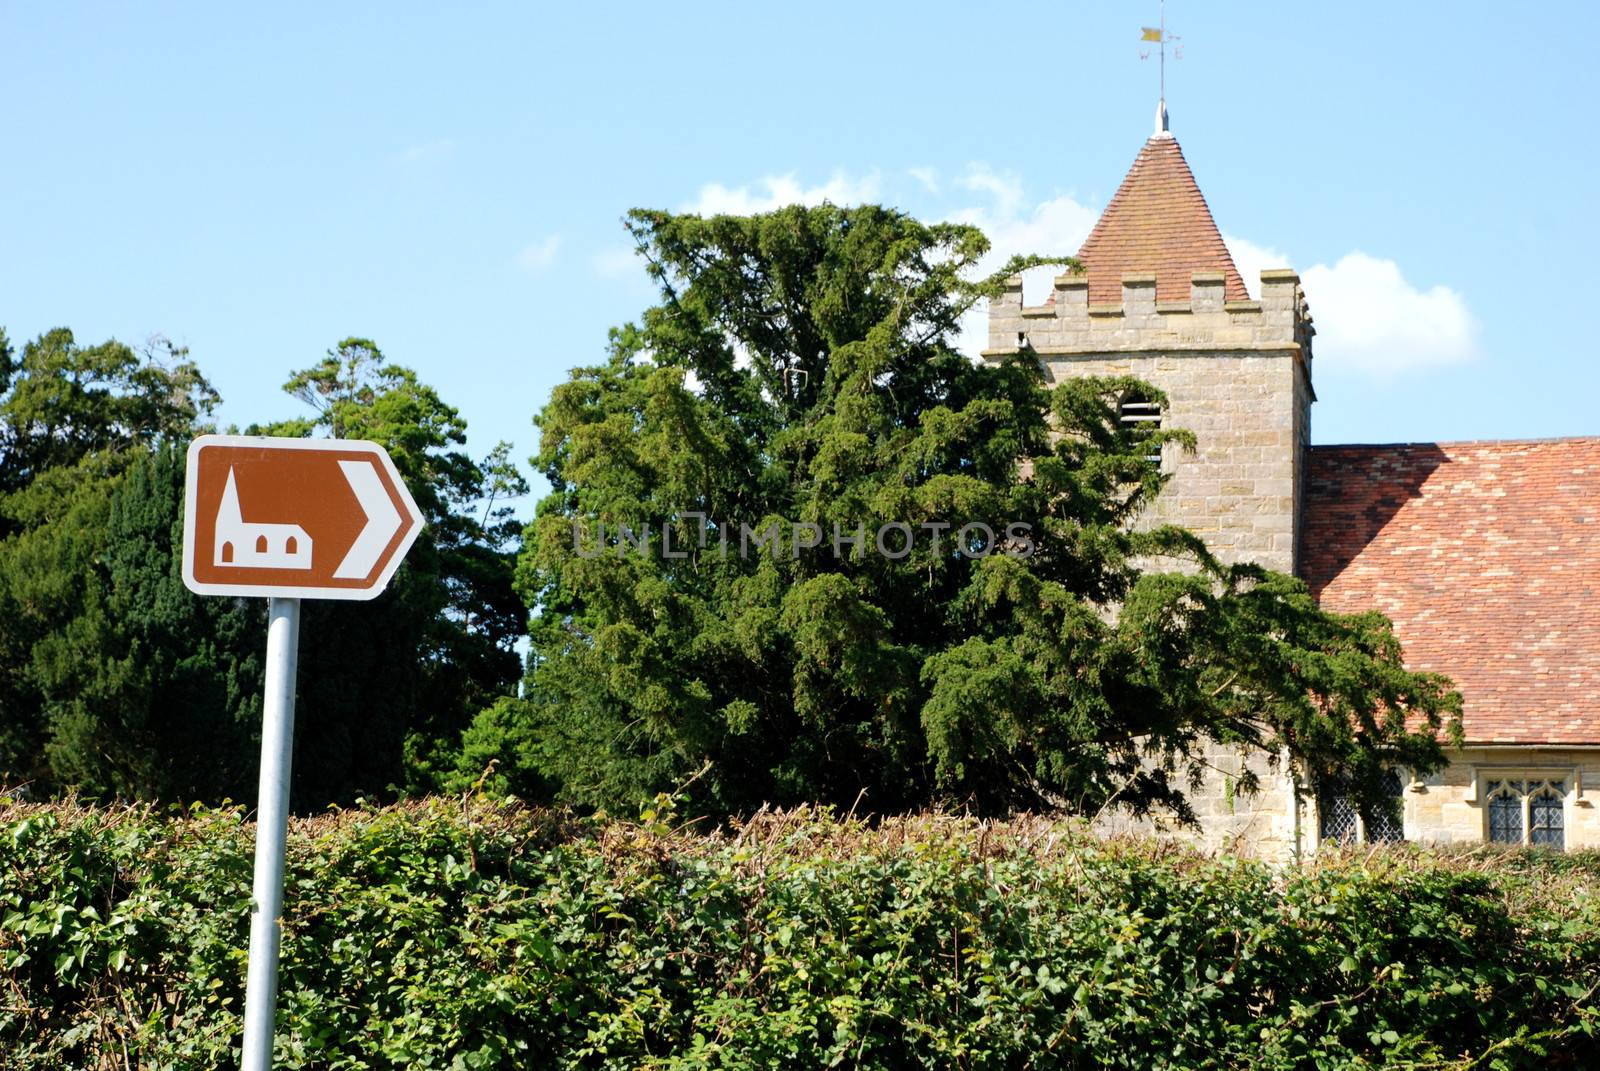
top-left (0, 330), bottom-right (226, 791)
top-left (0, 432), bottom-right (264, 803)
top-left (253, 339), bottom-right (525, 803)
top-left (0, 329), bottom-right (215, 503)
top-left (2, 797), bottom-right (1596, 1069)
top-left (507, 204), bottom-right (1461, 820)
top-left (0, 328), bottom-right (11, 393)
top-left (0, 453), bottom-right (118, 786)
top-left (0, 329), bottom-right (524, 806)
top-left (39, 446), bottom-right (263, 798)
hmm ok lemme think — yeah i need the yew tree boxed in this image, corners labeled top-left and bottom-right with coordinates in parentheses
top-left (503, 204), bottom-right (1461, 819)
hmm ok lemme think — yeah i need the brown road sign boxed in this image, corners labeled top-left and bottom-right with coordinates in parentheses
top-left (183, 435), bottom-right (424, 600)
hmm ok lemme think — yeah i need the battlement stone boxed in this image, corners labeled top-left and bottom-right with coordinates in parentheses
top-left (987, 270), bottom-right (1314, 361)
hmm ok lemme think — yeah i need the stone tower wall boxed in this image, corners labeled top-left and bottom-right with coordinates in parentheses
top-left (1090, 744), bottom-right (1304, 863)
top-left (986, 268), bottom-right (1314, 575)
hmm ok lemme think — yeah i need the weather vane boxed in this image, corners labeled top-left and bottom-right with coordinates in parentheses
top-left (1139, 0), bottom-right (1182, 101)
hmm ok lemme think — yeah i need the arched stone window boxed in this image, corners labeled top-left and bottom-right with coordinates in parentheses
top-left (1485, 778), bottom-right (1566, 849)
top-left (1487, 783), bottom-right (1523, 844)
top-left (1530, 787), bottom-right (1565, 848)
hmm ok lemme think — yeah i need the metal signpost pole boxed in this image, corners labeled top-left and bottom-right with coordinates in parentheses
top-left (182, 435), bottom-right (423, 1067)
top-left (240, 596), bottom-right (301, 1071)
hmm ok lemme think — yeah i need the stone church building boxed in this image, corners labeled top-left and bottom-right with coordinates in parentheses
top-left (987, 102), bottom-right (1600, 860)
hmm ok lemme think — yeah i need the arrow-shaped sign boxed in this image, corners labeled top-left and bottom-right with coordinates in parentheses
top-left (333, 459), bottom-right (405, 579)
top-left (182, 435), bottom-right (424, 601)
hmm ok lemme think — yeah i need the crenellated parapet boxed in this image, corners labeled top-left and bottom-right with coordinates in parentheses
top-left (985, 269), bottom-right (1315, 363)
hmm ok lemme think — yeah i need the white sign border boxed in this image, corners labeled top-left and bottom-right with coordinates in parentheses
top-left (182, 434), bottom-right (425, 602)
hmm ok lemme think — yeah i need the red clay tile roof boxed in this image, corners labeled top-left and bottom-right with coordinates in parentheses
top-left (1303, 438), bottom-right (1600, 744)
top-left (1076, 135), bottom-right (1251, 307)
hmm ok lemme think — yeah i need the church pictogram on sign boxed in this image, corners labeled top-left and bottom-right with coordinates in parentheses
top-left (215, 468), bottom-right (314, 569)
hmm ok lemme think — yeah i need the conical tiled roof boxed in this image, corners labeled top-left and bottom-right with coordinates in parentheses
top-left (1076, 133), bottom-right (1250, 306)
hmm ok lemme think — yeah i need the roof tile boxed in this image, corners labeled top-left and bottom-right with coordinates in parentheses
top-left (1077, 135), bottom-right (1250, 306)
top-left (1303, 439), bottom-right (1600, 744)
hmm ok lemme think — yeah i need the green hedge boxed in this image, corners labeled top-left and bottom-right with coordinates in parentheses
top-left (2, 796), bottom-right (1597, 1069)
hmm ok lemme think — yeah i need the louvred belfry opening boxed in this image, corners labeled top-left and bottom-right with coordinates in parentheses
top-left (1076, 133), bottom-right (1249, 307)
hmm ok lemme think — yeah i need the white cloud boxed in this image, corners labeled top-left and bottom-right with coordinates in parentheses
top-left (516, 235), bottom-right (561, 272)
top-left (908, 166), bottom-right (940, 193)
top-left (1301, 252), bottom-right (1477, 374)
top-left (957, 164), bottom-right (1026, 221)
top-left (681, 170), bottom-right (881, 215)
top-left (958, 197), bottom-right (1098, 287)
top-left (1219, 234), bottom-right (1290, 299)
top-left (1224, 236), bottom-right (1476, 374)
top-left (945, 167), bottom-right (1100, 358)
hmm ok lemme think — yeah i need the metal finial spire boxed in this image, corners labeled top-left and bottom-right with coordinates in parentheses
top-left (1140, 1), bottom-right (1181, 138)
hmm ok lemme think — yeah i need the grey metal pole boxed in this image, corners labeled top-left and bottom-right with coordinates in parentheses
top-left (240, 596), bottom-right (300, 1071)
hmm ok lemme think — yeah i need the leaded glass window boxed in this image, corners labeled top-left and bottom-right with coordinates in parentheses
top-left (1484, 778), bottom-right (1566, 849)
top-left (1488, 784), bottom-right (1523, 844)
top-left (1530, 787), bottom-right (1565, 849)
top-left (1365, 769), bottom-right (1406, 844)
top-left (1317, 769), bottom-right (1405, 847)
top-left (1319, 791), bottom-right (1359, 844)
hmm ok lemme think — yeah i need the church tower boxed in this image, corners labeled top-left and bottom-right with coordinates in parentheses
top-left (987, 103), bottom-right (1315, 575)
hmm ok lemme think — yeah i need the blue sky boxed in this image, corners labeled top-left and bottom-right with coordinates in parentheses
top-left (4, 2), bottom-right (1597, 505)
